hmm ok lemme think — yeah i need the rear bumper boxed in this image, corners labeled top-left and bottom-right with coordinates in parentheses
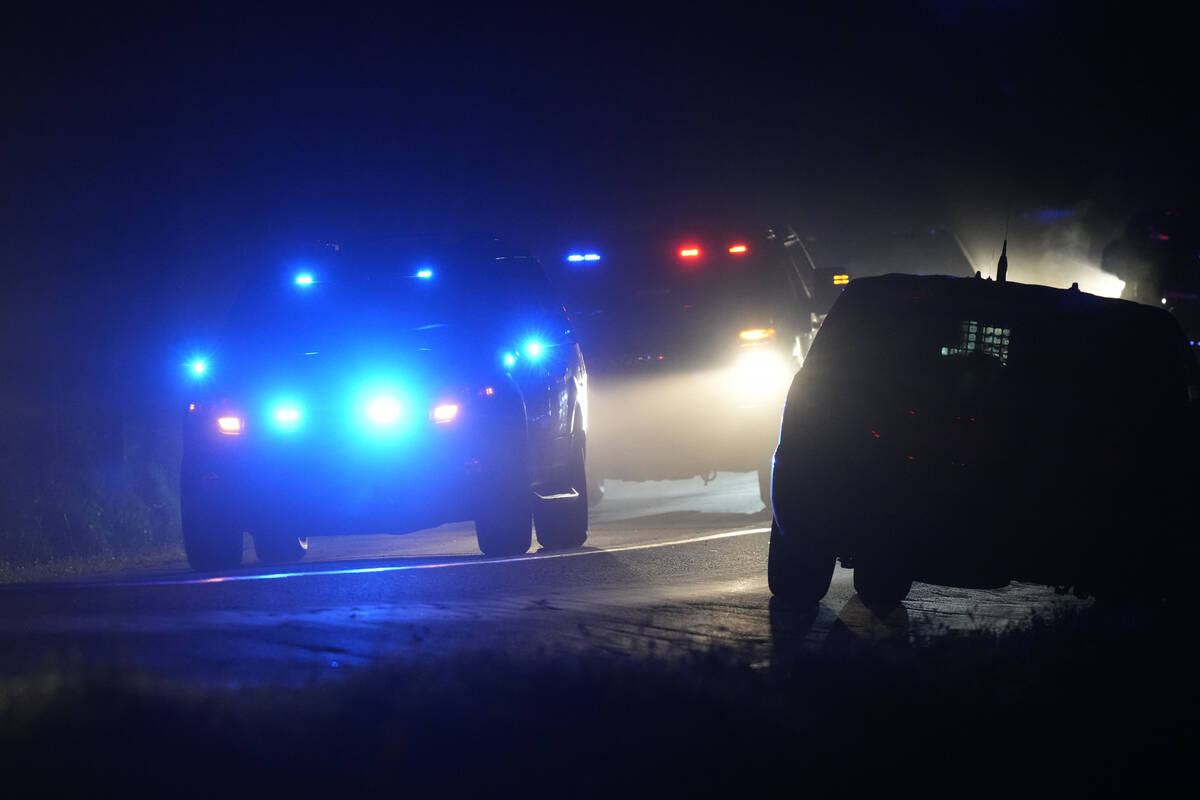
top-left (771, 443), bottom-right (1182, 587)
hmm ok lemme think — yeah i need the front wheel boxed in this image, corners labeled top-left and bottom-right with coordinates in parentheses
top-left (767, 518), bottom-right (836, 605)
top-left (476, 501), bottom-right (533, 557)
top-left (181, 509), bottom-right (243, 572)
top-left (475, 433), bottom-right (534, 557)
top-left (181, 477), bottom-right (244, 572)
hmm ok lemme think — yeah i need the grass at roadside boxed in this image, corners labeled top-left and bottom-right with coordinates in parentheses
top-left (1, 602), bottom-right (1194, 796)
top-left (0, 545), bottom-right (186, 585)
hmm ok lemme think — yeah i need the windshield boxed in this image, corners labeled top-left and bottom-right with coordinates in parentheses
top-left (224, 246), bottom-right (555, 354)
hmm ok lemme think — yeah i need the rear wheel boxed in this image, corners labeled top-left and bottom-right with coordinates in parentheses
top-left (767, 518), bottom-right (836, 605)
top-left (853, 561), bottom-right (913, 611)
top-left (535, 438), bottom-right (589, 550)
top-left (253, 533), bottom-right (309, 564)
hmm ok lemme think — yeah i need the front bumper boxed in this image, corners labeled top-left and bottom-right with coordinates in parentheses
top-left (181, 412), bottom-right (520, 536)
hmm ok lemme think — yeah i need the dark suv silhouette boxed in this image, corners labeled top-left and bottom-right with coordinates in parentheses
top-left (768, 273), bottom-right (1200, 608)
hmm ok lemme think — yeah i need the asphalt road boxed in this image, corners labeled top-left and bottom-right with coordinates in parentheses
top-left (0, 472), bottom-right (1084, 686)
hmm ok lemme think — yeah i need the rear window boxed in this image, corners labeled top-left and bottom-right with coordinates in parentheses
top-left (807, 286), bottom-right (1190, 414)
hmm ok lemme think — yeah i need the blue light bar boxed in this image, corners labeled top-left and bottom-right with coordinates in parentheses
top-left (567, 253), bottom-right (601, 263)
top-left (524, 339), bottom-right (545, 360)
top-left (189, 359), bottom-right (207, 376)
top-left (583, 253), bottom-right (600, 261)
top-left (567, 254), bottom-right (584, 262)
top-left (416, 268), bottom-right (434, 279)
top-left (502, 352), bottom-right (517, 368)
top-left (295, 272), bottom-right (314, 286)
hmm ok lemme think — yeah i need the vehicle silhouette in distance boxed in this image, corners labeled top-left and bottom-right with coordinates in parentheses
top-left (768, 249), bottom-right (1199, 609)
top-left (546, 226), bottom-right (810, 507)
top-left (179, 237), bottom-right (589, 571)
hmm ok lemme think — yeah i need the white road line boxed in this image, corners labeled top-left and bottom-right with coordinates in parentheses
top-left (110, 527), bottom-right (772, 588)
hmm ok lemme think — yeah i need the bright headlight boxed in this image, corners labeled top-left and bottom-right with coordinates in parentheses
top-left (366, 396), bottom-right (402, 425)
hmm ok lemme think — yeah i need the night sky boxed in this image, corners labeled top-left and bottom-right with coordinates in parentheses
top-left (4, 1), bottom-right (1197, 314)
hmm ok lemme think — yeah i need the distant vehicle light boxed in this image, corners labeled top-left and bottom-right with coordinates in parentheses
top-left (833, 274), bottom-right (850, 285)
top-left (482, 386), bottom-right (495, 396)
top-left (502, 352), bottom-right (517, 368)
top-left (431, 403), bottom-right (459, 424)
top-left (1157, 234), bottom-right (1171, 241)
top-left (524, 339), bottom-right (545, 359)
top-left (729, 244), bottom-right (748, 254)
top-left (366, 396), bottom-right (402, 425)
top-left (739, 328), bottom-right (776, 342)
top-left (1162, 298), bottom-right (1168, 305)
top-left (295, 273), bottom-right (314, 286)
top-left (416, 268), bottom-right (434, 279)
top-left (216, 416), bottom-right (243, 434)
top-left (679, 248), bottom-right (701, 258)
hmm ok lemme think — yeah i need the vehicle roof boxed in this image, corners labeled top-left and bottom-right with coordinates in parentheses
top-left (841, 272), bottom-right (1178, 330)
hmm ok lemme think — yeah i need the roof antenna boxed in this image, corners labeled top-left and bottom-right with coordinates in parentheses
top-left (996, 209), bottom-right (1010, 284)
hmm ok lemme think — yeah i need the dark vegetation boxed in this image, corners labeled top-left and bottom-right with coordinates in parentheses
top-left (2, 604), bottom-right (1195, 796)
top-left (0, 277), bottom-right (189, 577)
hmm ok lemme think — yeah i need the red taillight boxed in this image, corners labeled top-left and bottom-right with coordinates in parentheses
top-left (728, 244), bottom-right (748, 254)
top-left (679, 247), bottom-right (700, 258)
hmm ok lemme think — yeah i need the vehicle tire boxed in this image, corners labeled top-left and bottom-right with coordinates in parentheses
top-left (474, 433), bottom-right (534, 557)
top-left (853, 561), bottom-right (913, 611)
top-left (181, 503), bottom-right (243, 572)
top-left (535, 438), bottom-right (589, 550)
top-left (253, 532), bottom-right (309, 564)
top-left (767, 518), bottom-right (836, 605)
top-left (758, 461), bottom-right (773, 510)
top-left (476, 500), bottom-right (533, 557)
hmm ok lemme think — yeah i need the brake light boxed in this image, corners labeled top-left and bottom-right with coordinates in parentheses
top-left (679, 247), bottom-right (700, 258)
top-left (833, 274), bottom-right (850, 285)
top-left (739, 328), bottom-right (776, 342)
top-left (216, 416), bottom-right (243, 435)
top-left (728, 244), bottom-right (748, 254)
